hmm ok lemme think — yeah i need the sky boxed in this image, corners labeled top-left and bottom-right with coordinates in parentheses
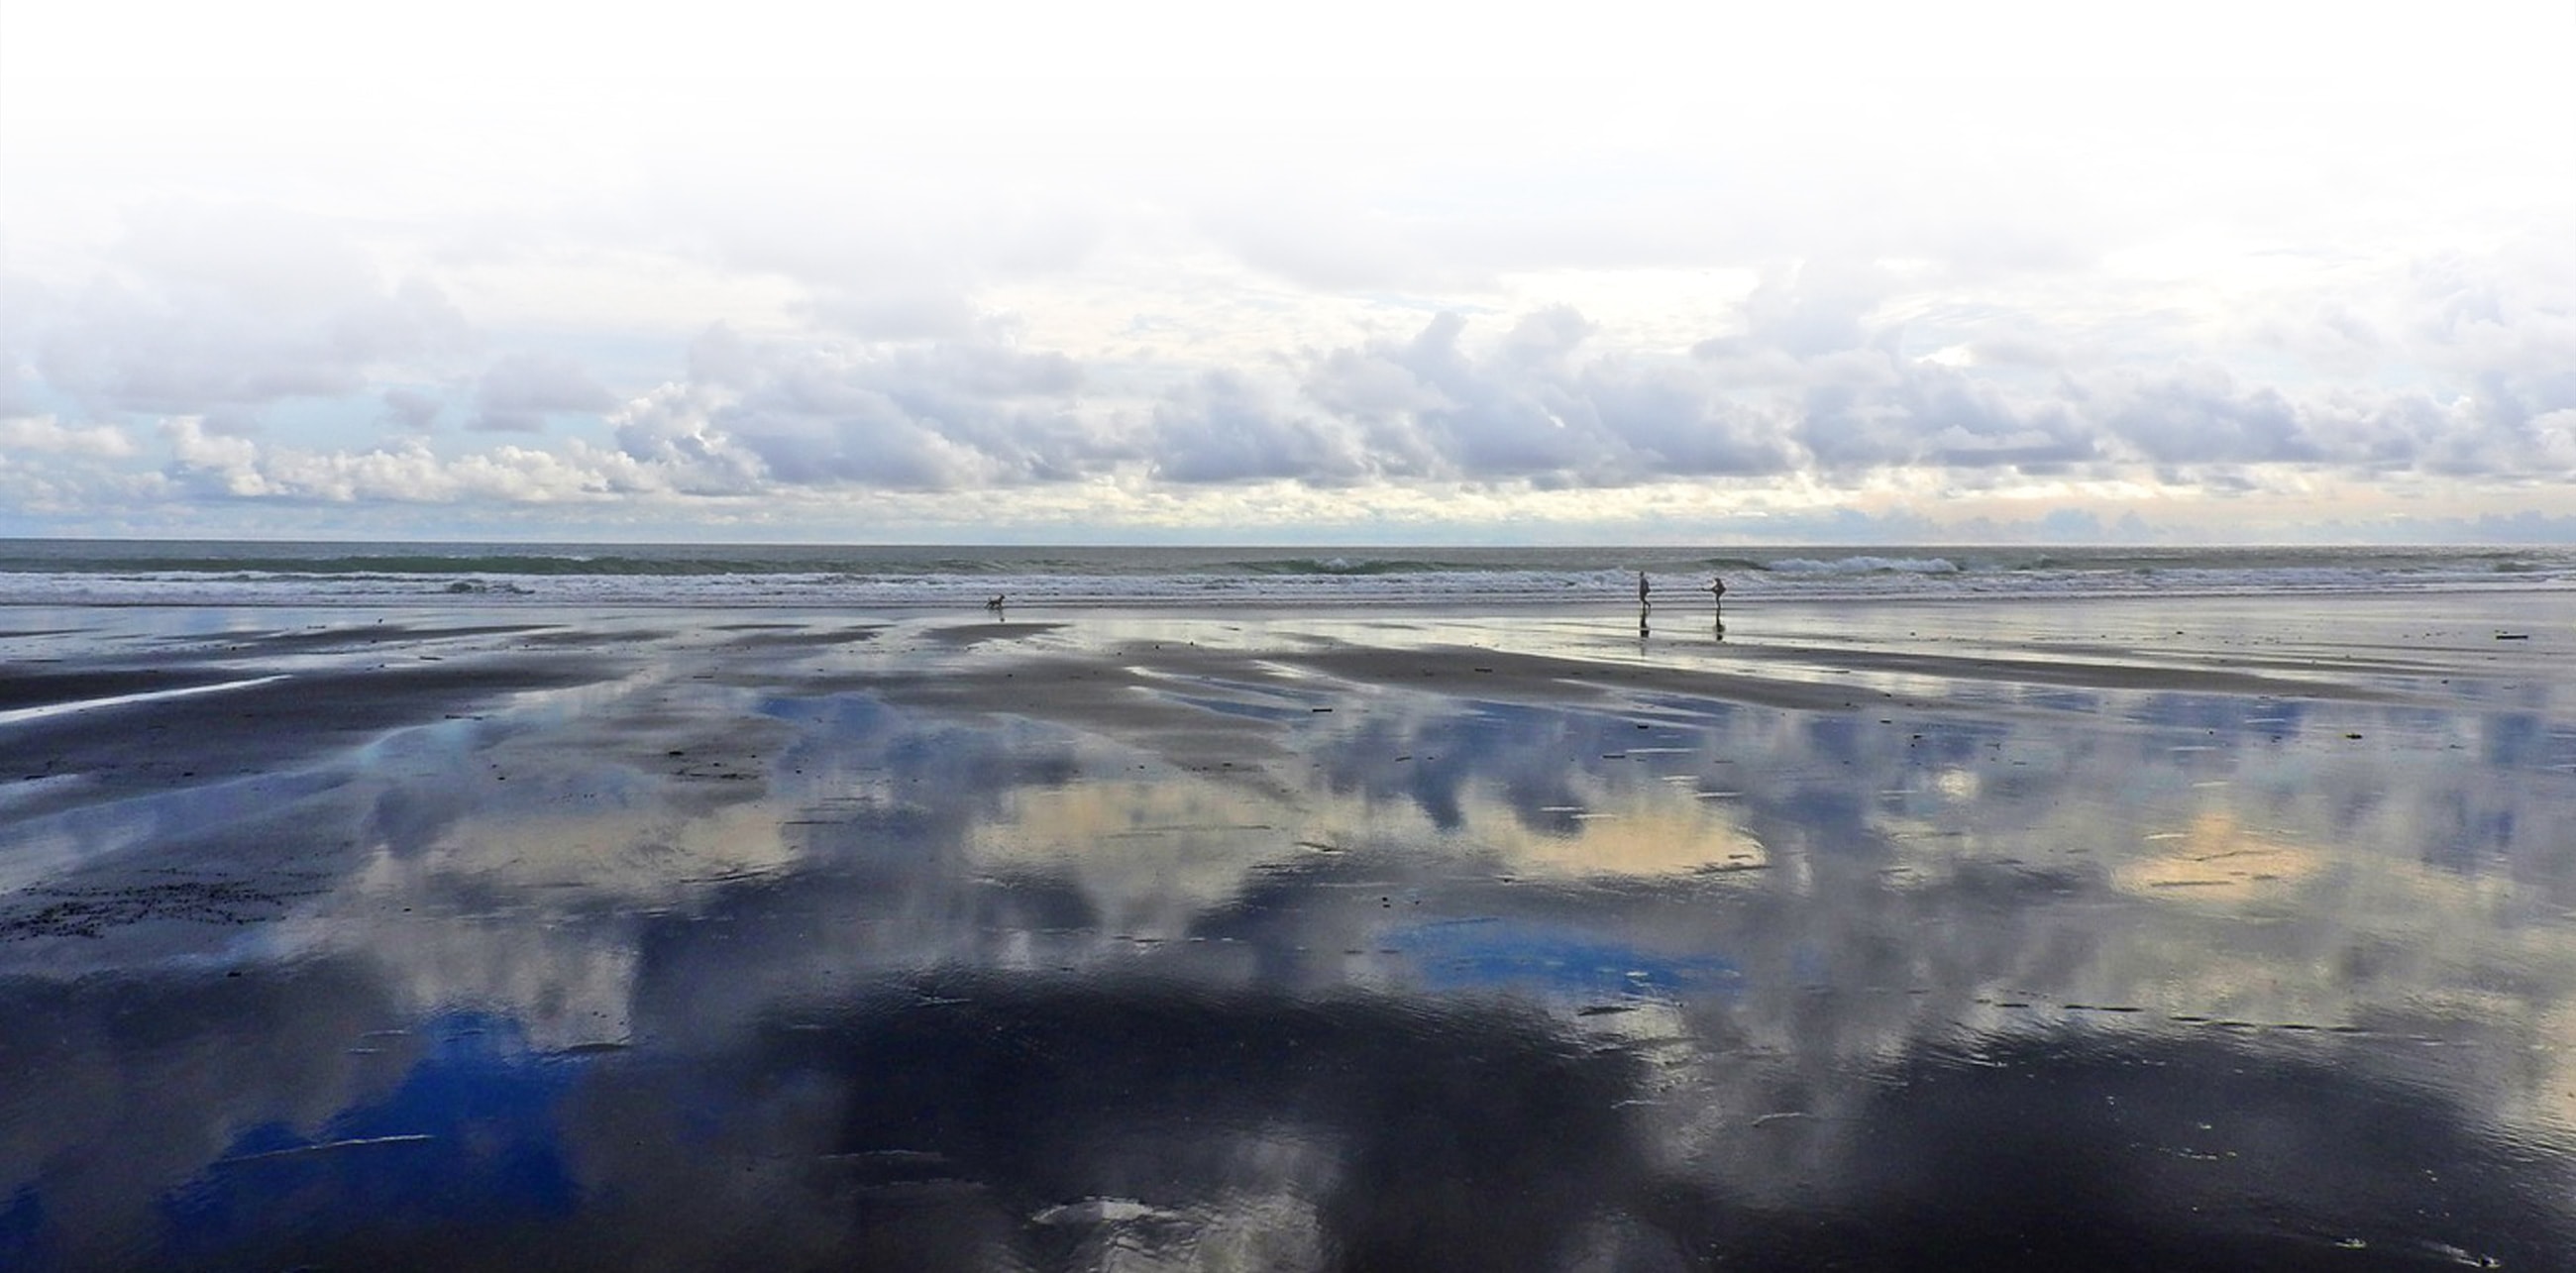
top-left (2, 0), bottom-right (2572, 545)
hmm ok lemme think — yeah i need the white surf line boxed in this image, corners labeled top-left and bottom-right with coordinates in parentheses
top-left (0, 675), bottom-right (288, 728)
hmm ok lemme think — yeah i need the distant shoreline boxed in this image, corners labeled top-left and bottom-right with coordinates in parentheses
top-left (1, 541), bottom-right (2571, 608)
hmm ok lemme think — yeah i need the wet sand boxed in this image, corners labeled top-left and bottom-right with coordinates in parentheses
top-left (2, 594), bottom-right (2573, 1269)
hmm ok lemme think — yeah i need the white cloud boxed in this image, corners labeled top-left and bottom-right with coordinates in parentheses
top-left (11, 205), bottom-right (474, 419)
top-left (0, 415), bottom-right (135, 458)
top-left (159, 416), bottom-right (660, 504)
top-left (606, 384), bottom-right (769, 496)
top-left (1149, 371), bottom-right (1369, 484)
top-left (622, 329), bottom-right (1122, 491)
top-left (471, 352), bottom-right (619, 433)
top-left (4, 2), bottom-right (2574, 538)
top-left (2533, 410), bottom-right (2576, 472)
top-left (379, 386), bottom-right (445, 432)
top-left (45, 258), bottom-right (2576, 540)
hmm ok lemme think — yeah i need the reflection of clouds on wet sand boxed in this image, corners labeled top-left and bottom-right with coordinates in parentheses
top-left (4, 603), bottom-right (2575, 1267)
top-left (604, 975), bottom-right (1666, 1271)
top-left (506, 981), bottom-right (2576, 1269)
top-left (2114, 811), bottom-right (2322, 897)
top-left (0, 964), bottom-right (417, 1269)
top-left (969, 782), bottom-right (1296, 943)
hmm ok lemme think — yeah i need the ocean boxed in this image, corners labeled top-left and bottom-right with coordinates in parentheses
top-left (0, 539), bottom-right (2570, 608)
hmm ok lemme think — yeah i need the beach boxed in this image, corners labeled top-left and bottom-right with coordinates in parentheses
top-left (4, 591), bottom-right (2574, 1269)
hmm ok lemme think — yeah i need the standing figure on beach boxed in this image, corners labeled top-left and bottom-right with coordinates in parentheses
top-left (1638, 572), bottom-right (1651, 609)
top-left (1708, 576), bottom-right (1726, 612)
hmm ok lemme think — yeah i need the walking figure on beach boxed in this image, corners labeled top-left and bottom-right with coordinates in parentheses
top-left (1638, 571), bottom-right (1651, 610)
top-left (1708, 576), bottom-right (1726, 612)
top-left (985, 593), bottom-right (1006, 614)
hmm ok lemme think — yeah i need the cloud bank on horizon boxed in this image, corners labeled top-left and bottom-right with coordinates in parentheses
top-left (3, 0), bottom-right (2572, 544)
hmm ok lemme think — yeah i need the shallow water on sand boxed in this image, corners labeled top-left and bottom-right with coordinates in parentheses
top-left (2, 597), bottom-right (2573, 1270)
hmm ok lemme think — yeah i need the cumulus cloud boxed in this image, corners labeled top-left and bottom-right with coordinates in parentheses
top-left (4, 0), bottom-right (2571, 540)
top-left (92, 265), bottom-right (2576, 529)
top-left (1149, 371), bottom-right (1368, 484)
top-left (0, 416), bottom-right (136, 459)
top-left (1304, 308), bottom-right (1802, 485)
top-left (1270, 267), bottom-right (2574, 495)
top-left (159, 416), bottom-right (674, 504)
top-left (2402, 249), bottom-right (2576, 447)
top-left (609, 328), bottom-right (1118, 492)
top-left (4, 172), bottom-right (2571, 539)
top-left (1725, 260), bottom-right (1899, 361)
top-left (2532, 410), bottom-right (2576, 471)
top-left (605, 384), bottom-right (771, 497)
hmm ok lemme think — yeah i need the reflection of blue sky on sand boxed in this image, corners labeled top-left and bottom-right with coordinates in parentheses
top-left (1384, 918), bottom-right (1745, 1002)
top-left (3, 603), bottom-right (2575, 1265)
top-left (158, 1013), bottom-right (585, 1269)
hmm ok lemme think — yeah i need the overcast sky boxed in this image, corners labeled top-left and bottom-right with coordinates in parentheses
top-left (3, 0), bottom-right (2572, 543)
